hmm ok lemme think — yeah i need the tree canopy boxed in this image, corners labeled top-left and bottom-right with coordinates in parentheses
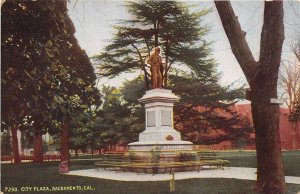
top-left (2, 0), bottom-right (100, 132)
top-left (93, 1), bottom-right (214, 89)
top-left (91, 1), bottom-right (253, 146)
top-left (1, 0), bottom-right (101, 162)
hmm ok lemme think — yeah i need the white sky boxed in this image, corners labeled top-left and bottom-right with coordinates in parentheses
top-left (67, 0), bottom-right (300, 88)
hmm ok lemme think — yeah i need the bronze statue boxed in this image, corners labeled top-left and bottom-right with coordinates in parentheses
top-left (146, 47), bottom-right (163, 88)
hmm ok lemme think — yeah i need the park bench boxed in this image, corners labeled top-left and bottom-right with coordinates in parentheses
top-left (94, 150), bottom-right (229, 174)
top-left (197, 151), bottom-right (217, 160)
top-left (196, 151), bottom-right (230, 169)
top-left (94, 159), bottom-right (230, 174)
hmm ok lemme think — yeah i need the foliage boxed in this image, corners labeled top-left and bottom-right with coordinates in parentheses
top-left (97, 85), bottom-right (143, 145)
top-left (93, 1), bottom-right (213, 88)
top-left (1, 131), bottom-right (11, 156)
top-left (68, 108), bottom-right (105, 154)
top-left (1, 0), bottom-right (100, 133)
top-left (169, 72), bottom-right (253, 144)
top-left (121, 77), bottom-right (145, 106)
top-left (69, 112), bottom-right (91, 153)
top-left (2, 0), bottom-right (101, 163)
top-left (90, 1), bottom-right (254, 145)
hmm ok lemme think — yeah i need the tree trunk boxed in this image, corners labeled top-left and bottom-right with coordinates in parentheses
top-left (143, 69), bottom-right (150, 90)
top-left (154, 21), bottom-right (159, 47)
top-left (75, 148), bottom-right (78, 157)
top-left (251, 77), bottom-right (285, 193)
top-left (91, 142), bottom-right (94, 158)
top-left (60, 120), bottom-right (70, 162)
top-left (214, 1), bottom-right (285, 193)
top-left (33, 128), bottom-right (43, 163)
top-left (289, 121), bottom-right (299, 149)
top-left (11, 125), bottom-right (20, 164)
top-left (163, 39), bottom-right (169, 87)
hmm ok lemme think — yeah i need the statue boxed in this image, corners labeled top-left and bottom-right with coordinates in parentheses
top-left (146, 47), bottom-right (163, 88)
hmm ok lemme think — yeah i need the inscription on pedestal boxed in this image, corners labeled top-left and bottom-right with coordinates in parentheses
top-left (129, 145), bottom-right (192, 151)
top-left (147, 111), bottom-right (156, 127)
top-left (161, 110), bottom-right (171, 126)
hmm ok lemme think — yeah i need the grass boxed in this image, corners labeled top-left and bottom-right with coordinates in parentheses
top-left (217, 150), bottom-right (300, 177)
top-left (1, 151), bottom-right (300, 194)
top-left (1, 161), bottom-right (300, 194)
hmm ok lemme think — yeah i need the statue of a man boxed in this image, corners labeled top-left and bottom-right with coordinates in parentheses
top-left (146, 47), bottom-right (163, 88)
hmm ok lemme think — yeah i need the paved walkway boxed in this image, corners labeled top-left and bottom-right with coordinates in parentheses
top-left (66, 167), bottom-right (300, 184)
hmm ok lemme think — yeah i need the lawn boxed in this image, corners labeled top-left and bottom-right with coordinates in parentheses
top-left (217, 150), bottom-right (300, 177)
top-left (1, 151), bottom-right (300, 194)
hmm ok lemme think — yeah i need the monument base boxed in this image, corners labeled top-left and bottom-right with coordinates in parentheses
top-left (128, 141), bottom-right (193, 151)
top-left (126, 147), bottom-right (199, 174)
top-left (126, 89), bottom-right (197, 173)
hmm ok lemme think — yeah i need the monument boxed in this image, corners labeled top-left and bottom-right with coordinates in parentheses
top-left (128, 88), bottom-right (193, 152)
top-left (128, 47), bottom-right (193, 165)
top-left (146, 47), bottom-right (163, 89)
top-left (95, 47), bottom-right (229, 173)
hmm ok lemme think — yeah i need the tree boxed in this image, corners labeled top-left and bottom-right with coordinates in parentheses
top-left (170, 72), bottom-right (253, 145)
top-left (1, 0), bottom-right (100, 164)
top-left (215, 1), bottom-right (285, 193)
top-left (279, 64), bottom-right (300, 116)
top-left (69, 112), bottom-right (91, 156)
top-left (279, 40), bottom-right (300, 149)
top-left (69, 107), bottom-right (105, 157)
top-left (98, 85), bottom-right (143, 146)
top-left (94, 1), bottom-right (213, 89)
top-left (290, 39), bottom-right (300, 122)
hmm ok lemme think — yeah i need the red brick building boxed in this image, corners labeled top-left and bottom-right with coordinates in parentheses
top-left (195, 103), bottom-right (300, 150)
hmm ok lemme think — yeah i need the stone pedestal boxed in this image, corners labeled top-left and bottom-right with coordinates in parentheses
top-left (128, 89), bottom-right (193, 152)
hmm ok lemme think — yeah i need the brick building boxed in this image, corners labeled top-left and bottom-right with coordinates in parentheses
top-left (196, 103), bottom-right (300, 150)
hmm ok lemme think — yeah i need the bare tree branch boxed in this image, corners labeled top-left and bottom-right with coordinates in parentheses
top-left (214, 1), bottom-right (258, 85)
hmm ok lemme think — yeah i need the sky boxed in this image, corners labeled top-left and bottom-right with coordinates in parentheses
top-left (66, 0), bottom-right (300, 89)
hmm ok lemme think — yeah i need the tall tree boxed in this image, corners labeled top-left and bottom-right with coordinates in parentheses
top-left (215, 1), bottom-right (285, 193)
top-left (94, 1), bottom-right (213, 89)
top-left (279, 44), bottom-right (300, 149)
top-left (1, 0), bottom-right (100, 164)
top-left (69, 112), bottom-right (91, 156)
top-left (98, 85), bottom-right (142, 145)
